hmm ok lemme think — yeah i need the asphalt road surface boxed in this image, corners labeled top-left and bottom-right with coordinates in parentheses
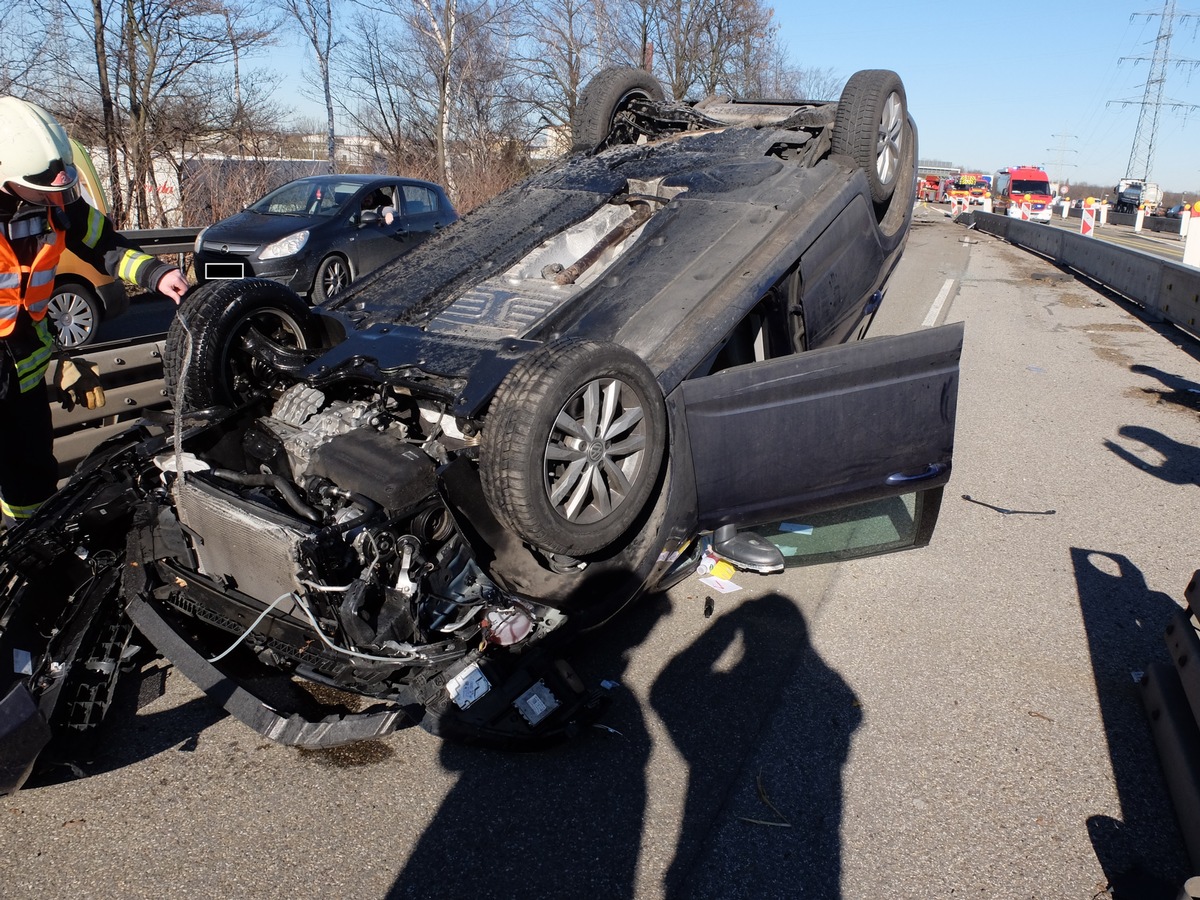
top-left (5, 205), bottom-right (1199, 899)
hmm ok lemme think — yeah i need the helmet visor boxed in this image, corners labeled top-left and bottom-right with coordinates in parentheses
top-left (7, 164), bottom-right (81, 209)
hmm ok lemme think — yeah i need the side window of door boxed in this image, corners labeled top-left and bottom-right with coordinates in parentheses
top-left (400, 184), bottom-right (438, 217)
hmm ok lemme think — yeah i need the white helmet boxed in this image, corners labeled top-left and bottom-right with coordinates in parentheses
top-left (0, 96), bottom-right (80, 208)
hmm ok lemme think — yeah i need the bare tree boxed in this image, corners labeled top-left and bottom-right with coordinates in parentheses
top-left (515, 0), bottom-right (613, 130)
top-left (42, 0), bottom-right (278, 226)
top-left (339, 0), bottom-right (523, 200)
top-left (0, 0), bottom-right (47, 94)
top-left (280, 0), bottom-right (339, 172)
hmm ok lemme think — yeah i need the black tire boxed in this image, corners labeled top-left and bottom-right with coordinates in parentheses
top-left (46, 280), bottom-right (102, 348)
top-left (572, 67), bottom-right (665, 153)
top-left (164, 278), bottom-right (316, 410)
top-left (480, 339), bottom-right (667, 557)
top-left (312, 254), bottom-right (351, 303)
top-left (832, 69), bottom-right (907, 205)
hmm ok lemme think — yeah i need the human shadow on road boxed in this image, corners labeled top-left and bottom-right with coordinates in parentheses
top-left (1104, 425), bottom-right (1200, 486)
top-left (387, 591), bottom-right (667, 900)
top-left (1129, 364), bottom-right (1200, 413)
top-left (652, 592), bottom-right (858, 900)
top-left (1071, 548), bottom-right (1190, 897)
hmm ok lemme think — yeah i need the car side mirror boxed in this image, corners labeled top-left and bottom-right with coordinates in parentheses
top-left (358, 209), bottom-right (381, 226)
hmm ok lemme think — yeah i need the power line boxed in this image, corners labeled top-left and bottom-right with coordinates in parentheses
top-left (1046, 133), bottom-right (1078, 185)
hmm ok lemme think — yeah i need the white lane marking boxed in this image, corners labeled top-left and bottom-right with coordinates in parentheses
top-left (922, 278), bottom-right (955, 328)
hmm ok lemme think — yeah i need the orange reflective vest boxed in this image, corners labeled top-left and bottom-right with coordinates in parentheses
top-left (0, 215), bottom-right (65, 339)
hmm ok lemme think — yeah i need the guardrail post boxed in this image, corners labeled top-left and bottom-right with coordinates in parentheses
top-left (1135, 208), bottom-right (1145, 234)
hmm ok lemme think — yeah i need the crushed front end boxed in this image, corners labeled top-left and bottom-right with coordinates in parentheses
top-left (129, 381), bottom-right (609, 747)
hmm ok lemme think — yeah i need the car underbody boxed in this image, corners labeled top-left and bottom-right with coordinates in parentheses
top-left (1, 68), bottom-right (963, 795)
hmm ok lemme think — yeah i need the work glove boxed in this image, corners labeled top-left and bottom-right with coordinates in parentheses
top-left (54, 357), bottom-right (106, 412)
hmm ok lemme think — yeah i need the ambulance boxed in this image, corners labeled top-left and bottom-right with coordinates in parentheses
top-left (992, 166), bottom-right (1054, 222)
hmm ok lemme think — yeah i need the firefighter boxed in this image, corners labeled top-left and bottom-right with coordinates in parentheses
top-left (0, 96), bottom-right (188, 526)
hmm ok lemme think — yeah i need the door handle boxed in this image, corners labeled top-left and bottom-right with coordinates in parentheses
top-left (885, 462), bottom-right (947, 485)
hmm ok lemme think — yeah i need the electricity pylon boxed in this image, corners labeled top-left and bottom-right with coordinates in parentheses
top-left (1107, 0), bottom-right (1200, 181)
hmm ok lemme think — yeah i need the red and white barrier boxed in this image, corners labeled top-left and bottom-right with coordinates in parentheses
top-left (1081, 205), bottom-right (1096, 237)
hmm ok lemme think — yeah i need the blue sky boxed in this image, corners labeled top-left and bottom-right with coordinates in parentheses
top-left (268, 0), bottom-right (1200, 193)
top-left (772, 0), bottom-right (1200, 192)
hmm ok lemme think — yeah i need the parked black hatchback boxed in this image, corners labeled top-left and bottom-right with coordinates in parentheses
top-left (193, 174), bottom-right (456, 302)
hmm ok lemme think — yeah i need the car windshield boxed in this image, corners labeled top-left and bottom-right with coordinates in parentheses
top-left (248, 179), bottom-right (365, 218)
top-left (1013, 179), bottom-right (1050, 195)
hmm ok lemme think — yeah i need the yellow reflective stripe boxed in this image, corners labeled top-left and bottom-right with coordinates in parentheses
top-left (84, 206), bottom-right (103, 248)
top-left (0, 497), bottom-right (42, 520)
top-left (15, 319), bottom-right (53, 391)
top-left (119, 250), bottom-right (153, 283)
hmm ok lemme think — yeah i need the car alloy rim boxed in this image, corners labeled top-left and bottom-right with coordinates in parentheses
top-left (543, 375), bottom-right (648, 526)
top-left (324, 260), bottom-right (349, 296)
top-left (48, 291), bottom-right (95, 347)
top-left (876, 91), bottom-right (903, 187)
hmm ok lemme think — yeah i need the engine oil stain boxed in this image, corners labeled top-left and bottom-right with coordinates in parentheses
top-left (298, 740), bottom-right (395, 768)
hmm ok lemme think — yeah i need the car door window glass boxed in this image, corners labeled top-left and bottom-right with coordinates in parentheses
top-left (752, 489), bottom-right (940, 568)
top-left (401, 184), bottom-right (438, 216)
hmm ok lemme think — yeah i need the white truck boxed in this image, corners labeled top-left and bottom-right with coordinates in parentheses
top-left (1114, 178), bottom-right (1162, 214)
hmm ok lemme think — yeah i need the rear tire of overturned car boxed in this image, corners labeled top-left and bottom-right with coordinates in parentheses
top-left (164, 278), bottom-right (317, 410)
top-left (480, 339), bottom-right (667, 557)
top-left (832, 69), bottom-right (907, 205)
top-left (572, 67), bottom-right (666, 153)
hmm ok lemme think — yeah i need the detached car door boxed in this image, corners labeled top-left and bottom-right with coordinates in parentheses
top-left (678, 322), bottom-right (962, 561)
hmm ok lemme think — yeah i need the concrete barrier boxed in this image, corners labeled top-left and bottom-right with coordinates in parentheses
top-left (969, 211), bottom-right (1200, 340)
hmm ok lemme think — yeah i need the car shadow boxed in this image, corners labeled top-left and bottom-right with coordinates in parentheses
top-left (1104, 425), bottom-right (1200, 486)
top-left (388, 589), bottom-right (855, 899)
top-left (26, 661), bottom-right (228, 789)
top-left (1070, 548), bottom-right (1191, 897)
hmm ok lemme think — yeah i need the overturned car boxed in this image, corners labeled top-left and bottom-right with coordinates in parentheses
top-left (0, 68), bottom-right (962, 793)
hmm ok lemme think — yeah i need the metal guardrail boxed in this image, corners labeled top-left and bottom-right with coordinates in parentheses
top-left (48, 336), bottom-right (170, 479)
top-left (967, 211), bottom-right (1200, 341)
top-left (43, 228), bottom-right (195, 479)
top-left (1142, 576), bottom-right (1200, 875)
top-left (121, 226), bottom-right (202, 255)
top-left (121, 226), bottom-right (202, 273)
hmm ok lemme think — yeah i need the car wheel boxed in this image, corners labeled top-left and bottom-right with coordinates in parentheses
top-left (164, 278), bottom-right (317, 410)
top-left (572, 67), bottom-right (666, 153)
top-left (312, 255), bottom-right (351, 303)
top-left (46, 281), bottom-right (101, 348)
top-left (872, 118), bottom-right (917, 247)
top-left (480, 339), bottom-right (667, 557)
top-left (832, 69), bottom-right (907, 205)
